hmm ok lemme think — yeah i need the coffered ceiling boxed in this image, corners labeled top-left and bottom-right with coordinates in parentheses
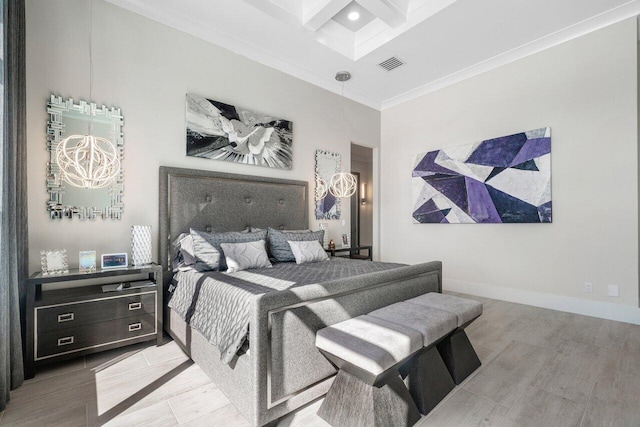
top-left (107, 0), bottom-right (640, 110)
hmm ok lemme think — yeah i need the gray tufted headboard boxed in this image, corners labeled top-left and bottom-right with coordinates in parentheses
top-left (159, 166), bottom-right (309, 290)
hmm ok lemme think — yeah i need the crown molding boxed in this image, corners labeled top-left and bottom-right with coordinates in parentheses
top-left (107, 0), bottom-right (640, 112)
top-left (106, 0), bottom-right (383, 110)
top-left (381, 0), bottom-right (640, 110)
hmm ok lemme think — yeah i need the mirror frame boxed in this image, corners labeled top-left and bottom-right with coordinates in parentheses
top-left (315, 149), bottom-right (341, 220)
top-left (46, 95), bottom-right (125, 220)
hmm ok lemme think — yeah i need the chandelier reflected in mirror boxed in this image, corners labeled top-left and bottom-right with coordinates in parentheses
top-left (55, 134), bottom-right (121, 189)
top-left (315, 176), bottom-right (329, 200)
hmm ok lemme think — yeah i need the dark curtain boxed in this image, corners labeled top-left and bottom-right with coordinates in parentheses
top-left (1, 0), bottom-right (27, 411)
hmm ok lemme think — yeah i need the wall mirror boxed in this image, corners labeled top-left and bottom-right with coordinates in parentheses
top-left (46, 95), bottom-right (124, 220)
top-left (315, 150), bottom-right (340, 219)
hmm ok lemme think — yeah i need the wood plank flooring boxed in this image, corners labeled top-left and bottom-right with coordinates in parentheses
top-left (2, 293), bottom-right (639, 426)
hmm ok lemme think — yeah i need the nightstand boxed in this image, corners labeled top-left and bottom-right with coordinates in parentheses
top-left (325, 245), bottom-right (373, 261)
top-left (25, 264), bottom-right (162, 379)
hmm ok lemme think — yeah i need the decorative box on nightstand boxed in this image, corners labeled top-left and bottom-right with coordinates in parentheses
top-left (25, 264), bottom-right (163, 379)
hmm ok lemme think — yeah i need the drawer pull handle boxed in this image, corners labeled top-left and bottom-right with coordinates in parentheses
top-left (57, 336), bottom-right (74, 346)
top-left (57, 312), bottom-right (75, 322)
top-left (128, 323), bottom-right (142, 332)
top-left (128, 302), bottom-right (142, 311)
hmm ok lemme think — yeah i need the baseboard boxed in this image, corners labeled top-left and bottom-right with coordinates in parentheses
top-left (444, 278), bottom-right (640, 325)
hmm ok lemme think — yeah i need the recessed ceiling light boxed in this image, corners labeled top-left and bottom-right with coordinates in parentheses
top-left (332, 2), bottom-right (374, 33)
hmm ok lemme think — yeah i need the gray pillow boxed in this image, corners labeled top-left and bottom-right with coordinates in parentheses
top-left (267, 228), bottom-right (324, 262)
top-left (190, 229), bottom-right (268, 271)
top-left (288, 240), bottom-right (330, 265)
top-left (220, 240), bottom-right (272, 273)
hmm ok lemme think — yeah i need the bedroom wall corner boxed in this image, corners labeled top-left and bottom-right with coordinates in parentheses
top-left (380, 18), bottom-right (640, 320)
top-left (24, 0), bottom-right (381, 274)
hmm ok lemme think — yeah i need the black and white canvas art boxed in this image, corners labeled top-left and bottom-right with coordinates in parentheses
top-left (186, 94), bottom-right (293, 169)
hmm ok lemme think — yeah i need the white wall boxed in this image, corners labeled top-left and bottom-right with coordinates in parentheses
top-left (25, 0), bottom-right (380, 273)
top-left (381, 19), bottom-right (639, 321)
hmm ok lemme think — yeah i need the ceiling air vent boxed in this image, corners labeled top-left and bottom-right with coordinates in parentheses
top-left (378, 56), bottom-right (404, 71)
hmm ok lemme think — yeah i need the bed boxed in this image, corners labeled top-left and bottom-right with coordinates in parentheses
top-left (159, 166), bottom-right (442, 426)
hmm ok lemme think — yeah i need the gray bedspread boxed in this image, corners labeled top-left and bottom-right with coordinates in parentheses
top-left (168, 258), bottom-right (406, 364)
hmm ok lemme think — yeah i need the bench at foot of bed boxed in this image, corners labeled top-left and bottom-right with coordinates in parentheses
top-left (314, 293), bottom-right (484, 425)
top-left (315, 315), bottom-right (422, 427)
top-left (407, 292), bottom-right (483, 384)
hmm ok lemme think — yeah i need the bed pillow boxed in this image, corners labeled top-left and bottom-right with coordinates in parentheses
top-left (190, 229), bottom-right (268, 271)
top-left (288, 240), bottom-right (330, 265)
top-left (267, 228), bottom-right (324, 262)
top-left (220, 240), bottom-right (272, 273)
top-left (171, 233), bottom-right (197, 270)
top-left (178, 234), bottom-right (197, 265)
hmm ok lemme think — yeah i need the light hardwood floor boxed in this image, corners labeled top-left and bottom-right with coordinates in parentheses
top-left (2, 293), bottom-right (640, 426)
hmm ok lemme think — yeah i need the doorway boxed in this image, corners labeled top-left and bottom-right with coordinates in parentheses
top-left (350, 143), bottom-right (373, 248)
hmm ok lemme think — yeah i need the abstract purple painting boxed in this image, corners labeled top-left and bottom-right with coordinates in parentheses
top-left (412, 128), bottom-right (551, 223)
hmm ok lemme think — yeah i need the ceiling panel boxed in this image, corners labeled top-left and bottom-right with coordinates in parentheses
top-left (106, 0), bottom-right (640, 109)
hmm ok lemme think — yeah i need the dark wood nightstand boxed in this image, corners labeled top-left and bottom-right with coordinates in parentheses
top-left (25, 264), bottom-right (163, 379)
top-left (325, 245), bottom-right (373, 261)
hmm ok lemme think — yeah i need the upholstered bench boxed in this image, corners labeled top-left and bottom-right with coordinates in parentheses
top-left (368, 302), bottom-right (458, 415)
top-left (315, 315), bottom-right (423, 427)
top-left (406, 293), bottom-right (483, 384)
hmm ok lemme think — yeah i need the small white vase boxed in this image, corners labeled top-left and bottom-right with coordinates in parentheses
top-left (131, 225), bottom-right (152, 266)
top-left (318, 223), bottom-right (329, 248)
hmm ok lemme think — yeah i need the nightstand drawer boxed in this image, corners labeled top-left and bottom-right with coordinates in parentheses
top-left (36, 313), bottom-right (156, 359)
top-left (36, 291), bottom-right (156, 333)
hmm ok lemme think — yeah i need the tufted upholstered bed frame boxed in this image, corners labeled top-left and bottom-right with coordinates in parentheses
top-left (159, 166), bottom-right (443, 426)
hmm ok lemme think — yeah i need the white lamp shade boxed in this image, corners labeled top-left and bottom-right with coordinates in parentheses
top-left (131, 225), bottom-right (152, 266)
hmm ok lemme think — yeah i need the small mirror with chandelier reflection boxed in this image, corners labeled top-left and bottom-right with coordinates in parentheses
top-left (46, 95), bottom-right (124, 220)
top-left (315, 150), bottom-right (341, 220)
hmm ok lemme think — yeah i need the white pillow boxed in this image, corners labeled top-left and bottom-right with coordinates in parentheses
top-left (178, 234), bottom-right (197, 265)
top-left (220, 240), bottom-right (272, 273)
top-left (288, 240), bottom-right (330, 265)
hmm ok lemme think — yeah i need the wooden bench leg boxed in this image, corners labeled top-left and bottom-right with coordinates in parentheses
top-left (437, 330), bottom-right (481, 384)
top-left (318, 369), bottom-right (421, 427)
top-left (400, 346), bottom-right (455, 415)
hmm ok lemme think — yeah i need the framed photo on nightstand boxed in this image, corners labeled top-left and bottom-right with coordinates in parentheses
top-left (40, 249), bottom-right (69, 276)
top-left (101, 253), bottom-right (128, 269)
top-left (79, 251), bottom-right (97, 273)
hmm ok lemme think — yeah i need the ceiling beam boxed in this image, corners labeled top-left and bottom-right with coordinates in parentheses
top-left (359, 0), bottom-right (408, 28)
top-left (303, 0), bottom-right (351, 31)
top-left (242, 0), bottom-right (302, 26)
